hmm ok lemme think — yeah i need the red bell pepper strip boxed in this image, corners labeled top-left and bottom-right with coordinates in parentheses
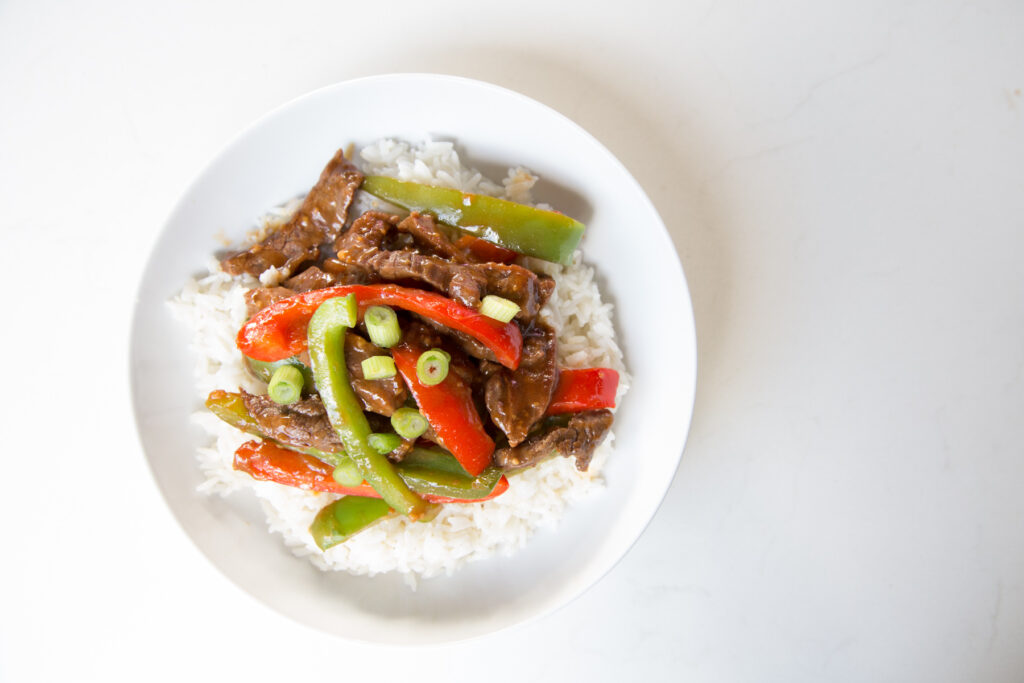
top-left (455, 235), bottom-right (519, 264)
top-left (237, 284), bottom-right (522, 369)
top-left (234, 440), bottom-right (509, 504)
top-left (391, 342), bottom-right (495, 477)
top-left (546, 368), bottom-right (620, 415)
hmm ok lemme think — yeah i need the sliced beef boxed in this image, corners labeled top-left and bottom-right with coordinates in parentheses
top-left (494, 409), bottom-right (614, 472)
top-left (222, 149), bottom-right (363, 278)
top-left (241, 390), bottom-right (343, 453)
top-left (413, 315), bottom-right (499, 364)
top-left (329, 210), bottom-right (546, 322)
top-left (244, 286), bottom-right (295, 318)
top-left (344, 331), bottom-right (408, 416)
top-left (332, 210), bottom-right (399, 263)
top-left (361, 250), bottom-right (545, 323)
top-left (364, 249), bottom-right (467, 293)
top-left (484, 322), bottom-right (558, 446)
top-left (283, 266), bottom-right (336, 293)
top-left (474, 263), bottom-right (548, 321)
top-left (396, 212), bottom-right (469, 262)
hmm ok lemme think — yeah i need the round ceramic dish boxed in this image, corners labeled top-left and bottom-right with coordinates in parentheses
top-left (130, 73), bottom-right (697, 643)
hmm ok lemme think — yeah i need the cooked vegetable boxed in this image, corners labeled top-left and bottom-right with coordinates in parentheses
top-left (237, 284), bottom-right (523, 369)
top-left (245, 355), bottom-right (314, 392)
top-left (479, 295), bottom-right (520, 323)
top-left (206, 390), bottom-right (264, 436)
top-left (360, 355), bottom-right (397, 380)
top-left (331, 459), bottom-right (364, 487)
top-left (454, 234), bottom-right (519, 264)
top-left (363, 305), bottom-right (401, 348)
top-left (398, 447), bottom-right (505, 500)
top-left (547, 368), bottom-right (620, 415)
top-left (368, 432), bottom-right (403, 455)
top-left (233, 440), bottom-right (510, 503)
top-left (206, 389), bottom-right (348, 467)
top-left (415, 348), bottom-right (450, 386)
top-left (361, 176), bottom-right (585, 264)
top-left (307, 295), bottom-right (432, 520)
top-left (267, 364), bottom-right (304, 404)
top-left (392, 341), bottom-right (494, 477)
top-left (391, 406), bottom-right (428, 440)
top-left (310, 497), bottom-right (394, 550)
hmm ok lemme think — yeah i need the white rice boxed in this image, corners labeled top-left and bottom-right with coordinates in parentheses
top-left (170, 139), bottom-right (629, 585)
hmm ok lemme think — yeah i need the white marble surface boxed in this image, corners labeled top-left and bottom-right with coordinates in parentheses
top-left (2, 1), bottom-right (1022, 681)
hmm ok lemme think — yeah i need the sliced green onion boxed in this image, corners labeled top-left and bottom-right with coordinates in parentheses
top-left (267, 364), bottom-right (303, 404)
top-left (331, 458), bottom-right (364, 487)
top-left (364, 305), bottom-right (401, 348)
top-left (360, 355), bottom-right (397, 380)
top-left (416, 348), bottom-right (450, 386)
top-left (368, 432), bottom-right (403, 455)
top-left (479, 295), bottom-right (520, 323)
top-left (391, 406), bottom-right (428, 440)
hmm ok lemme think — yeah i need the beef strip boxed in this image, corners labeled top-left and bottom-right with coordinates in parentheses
top-left (396, 212), bottom-right (469, 262)
top-left (474, 263), bottom-right (548, 321)
top-left (222, 149), bottom-right (363, 278)
top-left (344, 331), bottom-right (408, 416)
top-left (412, 315), bottom-right (499, 364)
top-left (241, 391), bottom-right (343, 453)
top-left (363, 249), bottom-right (545, 322)
top-left (330, 210), bottom-right (546, 322)
top-left (244, 286), bottom-right (295, 318)
top-left (283, 266), bottom-right (337, 293)
top-left (484, 322), bottom-right (558, 446)
top-left (332, 210), bottom-right (399, 261)
top-left (494, 409), bottom-right (614, 472)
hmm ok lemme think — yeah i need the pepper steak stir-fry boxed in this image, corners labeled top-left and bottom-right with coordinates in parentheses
top-left (206, 148), bottom-right (619, 548)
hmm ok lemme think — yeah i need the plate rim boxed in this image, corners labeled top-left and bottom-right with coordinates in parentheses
top-left (129, 72), bottom-right (698, 643)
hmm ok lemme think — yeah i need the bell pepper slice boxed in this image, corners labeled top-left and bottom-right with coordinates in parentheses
top-left (546, 368), bottom-right (620, 415)
top-left (233, 440), bottom-right (509, 503)
top-left (310, 497), bottom-right (393, 550)
top-left (307, 296), bottom-right (432, 520)
top-left (391, 342), bottom-right (495, 477)
top-left (237, 284), bottom-right (522, 369)
top-left (454, 234), bottom-right (519, 264)
top-left (361, 176), bottom-right (585, 265)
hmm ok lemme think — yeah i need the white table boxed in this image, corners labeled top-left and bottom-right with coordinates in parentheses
top-left (2, 1), bottom-right (1022, 681)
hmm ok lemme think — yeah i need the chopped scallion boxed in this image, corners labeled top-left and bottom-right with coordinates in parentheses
top-left (364, 305), bottom-right (401, 348)
top-left (331, 458), bottom-right (364, 487)
top-left (391, 406), bottom-right (428, 440)
top-left (416, 348), bottom-right (450, 386)
top-left (360, 355), bottom-right (397, 380)
top-left (368, 432), bottom-right (403, 455)
top-left (479, 295), bottom-right (520, 323)
top-left (267, 364), bottom-right (303, 404)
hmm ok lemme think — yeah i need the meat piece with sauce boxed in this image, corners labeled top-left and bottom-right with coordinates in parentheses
top-left (484, 322), bottom-right (558, 445)
top-left (222, 149), bottom-right (363, 278)
top-left (241, 391), bottom-right (344, 454)
top-left (494, 409), bottom-right (614, 472)
top-left (344, 331), bottom-right (409, 416)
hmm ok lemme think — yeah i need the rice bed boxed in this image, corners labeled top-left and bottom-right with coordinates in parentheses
top-left (170, 139), bottom-right (628, 584)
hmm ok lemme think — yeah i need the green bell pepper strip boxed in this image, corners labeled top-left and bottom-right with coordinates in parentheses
top-left (310, 497), bottom-right (394, 550)
top-left (398, 447), bottom-right (504, 500)
top-left (306, 296), bottom-right (433, 521)
top-left (207, 391), bottom-right (509, 501)
top-left (361, 176), bottom-right (586, 265)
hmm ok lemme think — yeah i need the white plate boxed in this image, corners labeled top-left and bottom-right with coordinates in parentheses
top-left (130, 74), bottom-right (697, 643)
